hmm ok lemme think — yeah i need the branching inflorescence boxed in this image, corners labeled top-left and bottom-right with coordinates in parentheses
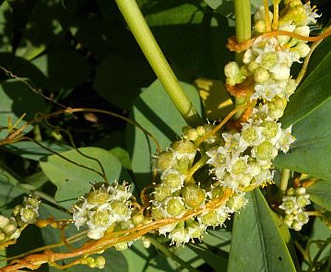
top-left (0, 0), bottom-right (329, 270)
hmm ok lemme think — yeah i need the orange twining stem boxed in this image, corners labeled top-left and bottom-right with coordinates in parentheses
top-left (227, 29), bottom-right (331, 53)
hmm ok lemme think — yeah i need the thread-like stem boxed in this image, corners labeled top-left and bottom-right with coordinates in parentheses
top-left (114, 0), bottom-right (202, 126)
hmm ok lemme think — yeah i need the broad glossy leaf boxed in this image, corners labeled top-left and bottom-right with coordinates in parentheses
top-left (4, 141), bottom-right (70, 161)
top-left (275, 98), bottom-right (331, 180)
top-left (126, 80), bottom-right (203, 191)
top-left (39, 147), bottom-right (123, 208)
top-left (281, 36), bottom-right (331, 128)
top-left (306, 180), bottom-right (331, 210)
top-left (0, 79), bottom-right (47, 138)
top-left (228, 190), bottom-right (296, 272)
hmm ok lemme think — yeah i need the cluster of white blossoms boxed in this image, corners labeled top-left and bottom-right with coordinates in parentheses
top-left (71, 182), bottom-right (134, 241)
top-left (279, 187), bottom-right (311, 231)
top-left (150, 0), bottom-right (319, 245)
top-left (151, 125), bottom-right (248, 245)
top-left (0, 195), bottom-right (40, 244)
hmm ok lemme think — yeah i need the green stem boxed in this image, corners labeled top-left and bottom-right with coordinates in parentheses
top-left (114, 0), bottom-right (202, 126)
top-left (234, 0), bottom-right (252, 44)
top-left (280, 168), bottom-right (290, 192)
top-left (233, 0), bottom-right (251, 118)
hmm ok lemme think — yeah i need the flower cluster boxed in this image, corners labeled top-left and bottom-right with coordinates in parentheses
top-left (279, 187), bottom-right (311, 231)
top-left (150, 0), bottom-right (318, 245)
top-left (0, 195), bottom-right (40, 245)
top-left (151, 125), bottom-right (248, 245)
top-left (71, 182), bottom-right (134, 241)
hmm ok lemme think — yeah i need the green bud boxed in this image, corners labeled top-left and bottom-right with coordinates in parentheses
top-left (224, 62), bottom-right (245, 86)
top-left (242, 126), bottom-right (258, 143)
top-left (111, 201), bottom-right (130, 216)
top-left (182, 185), bottom-right (206, 209)
top-left (0, 215), bottom-right (10, 229)
top-left (261, 52), bottom-right (278, 69)
top-left (20, 207), bottom-right (38, 224)
top-left (163, 173), bottom-right (183, 190)
top-left (254, 141), bottom-right (277, 161)
top-left (87, 185), bottom-right (109, 205)
top-left (267, 96), bottom-right (287, 120)
top-left (4, 223), bottom-right (17, 236)
top-left (114, 242), bottom-right (129, 251)
top-left (166, 197), bottom-right (186, 217)
top-left (156, 151), bottom-right (174, 171)
top-left (95, 256), bottom-right (106, 269)
top-left (91, 210), bottom-right (109, 227)
top-left (171, 140), bottom-right (196, 154)
top-left (231, 159), bottom-right (248, 175)
top-left (154, 184), bottom-right (172, 202)
top-left (0, 230), bottom-right (6, 242)
top-left (261, 121), bottom-right (279, 139)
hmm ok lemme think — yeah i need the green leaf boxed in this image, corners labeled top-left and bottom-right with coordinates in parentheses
top-left (39, 147), bottom-right (123, 209)
top-left (15, 0), bottom-right (63, 60)
top-left (30, 41), bottom-right (91, 90)
top-left (0, 79), bottom-right (47, 138)
top-left (126, 80), bottom-right (203, 191)
top-left (274, 98), bottom-right (331, 180)
top-left (307, 180), bottom-right (331, 210)
top-left (93, 54), bottom-right (154, 110)
top-left (281, 36), bottom-right (331, 128)
top-left (4, 141), bottom-right (71, 161)
top-left (228, 190), bottom-right (296, 272)
top-left (0, 179), bottom-right (24, 208)
top-left (301, 218), bottom-right (331, 271)
top-left (188, 243), bottom-right (228, 272)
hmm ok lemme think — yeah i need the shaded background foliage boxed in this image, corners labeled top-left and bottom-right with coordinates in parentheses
top-left (0, 0), bottom-right (331, 271)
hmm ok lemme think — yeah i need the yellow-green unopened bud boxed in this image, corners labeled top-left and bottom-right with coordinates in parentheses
top-left (166, 197), bottom-right (186, 217)
top-left (182, 185), bottom-right (206, 208)
top-left (156, 151), bottom-right (174, 170)
top-left (224, 62), bottom-right (245, 86)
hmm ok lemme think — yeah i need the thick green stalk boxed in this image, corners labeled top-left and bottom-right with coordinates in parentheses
top-left (233, 0), bottom-right (251, 117)
top-left (114, 0), bottom-right (202, 126)
top-left (234, 0), bottom-right (252, 44)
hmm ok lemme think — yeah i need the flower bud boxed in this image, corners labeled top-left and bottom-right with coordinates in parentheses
top-left (182, 185), bottom-right (206, 208)
top-left (261, 121), bottom-right (279, 139)
top-left (172, 140), bottom-right (196, 155)
top-left (165, 197), bottom-right (186, 217)
top-left (293, 42), bottom-right (310, 58)
top-left (20, 207), bottom-right (38, 224)
top-left (156, 151), bottom-right (174, 171)
top-left (114, 242), bottom-right (129, 251)
top-left (254, 67), bottom-right (270, 83)
top-left (163, 173), bottom-right (184, 190)
top-left (87, 185), bottom-right (110, 206)
top-left (254, 19), bottom-right (267, 33)
top-left (253, 141), bottom-right (278, 161)
top-left (0, 215), bottom-right (9, 229)
top-left (95, 256), bottom-right (106, 269)
top-left (224, 62), bottom-right (245, 86)
top-left (267, 96), bottom-right (287, 119)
